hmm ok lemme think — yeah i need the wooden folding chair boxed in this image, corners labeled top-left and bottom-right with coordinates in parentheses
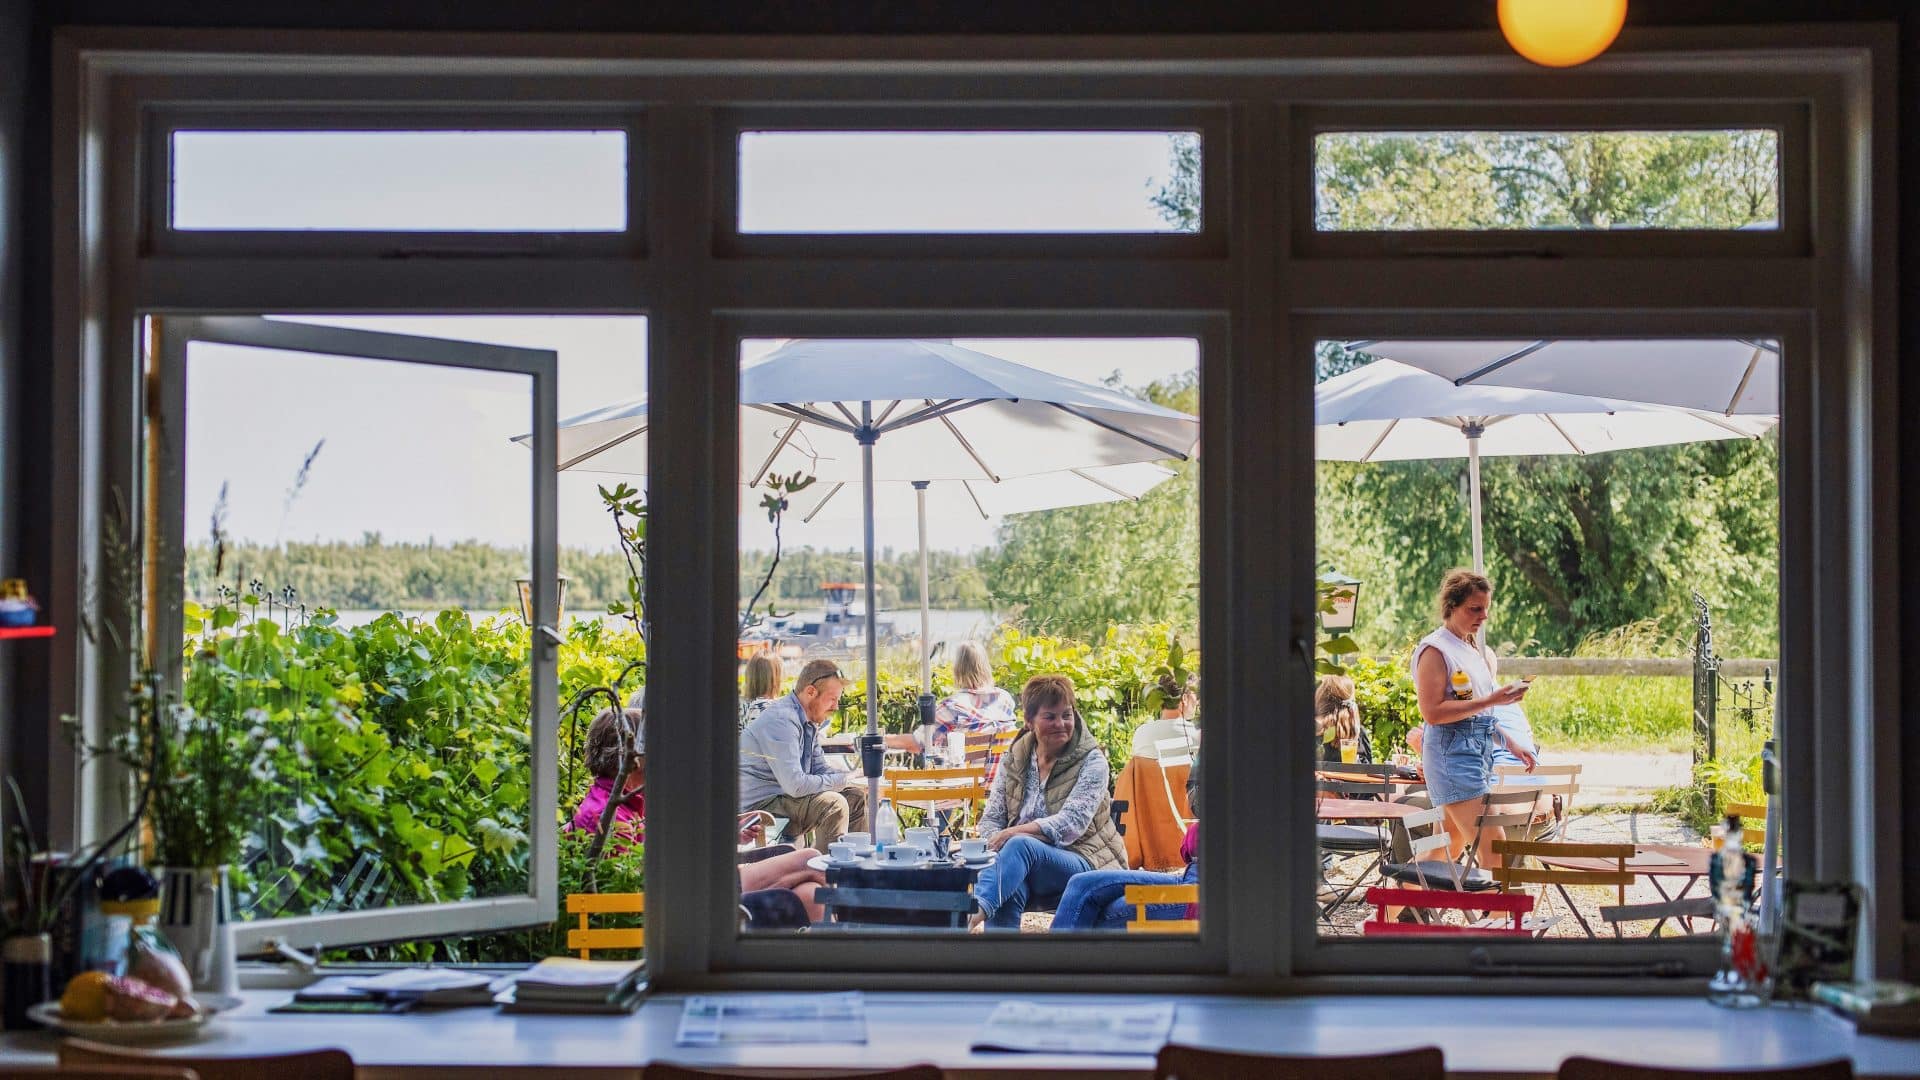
top-left (567, 890), bottom-right (645, 958)
top-left (1124, 883), bottom-right (1198, 934)
top-left (1361, 887), bottom-right (1533, 937)
top-left (1493, 762), bottom-right (1582, 840)
top-left (882, 764), bottom-right (988, 836)
top-left (1158, 1044), bottom-right (1445, 1080)
top-left (59, 1042), bottom-right (354, 1080)
top-left (1490, 839), bottom-right (1636, 938)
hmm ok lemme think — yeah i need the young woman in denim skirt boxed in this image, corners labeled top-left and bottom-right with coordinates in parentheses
top-left (1411, 570), bottom-right (1536, 864)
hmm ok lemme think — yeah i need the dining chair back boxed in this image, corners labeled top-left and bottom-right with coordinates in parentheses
top-left (1361, 886), bottom-right (1533, 936)
top-left (1313, 761), bottom-right (1399, 919)
top-left (1725, 800), bottom-right (1771, 851)
top-left (59, 1041), bottom-right (355, 1080)
top-left (1124, 883), bottom-right (1199, 934)
top-left (1157, 1043), bottom-right (1445, 1080)
top-left (1379, 805), bottom-right (1470, 890)
top-left (1152, 734), bottom-right (1199, 831)
top-left (1493, 762), bottom-right (1582, 839)
top-left (1558, 1057), bottom-right (1851, 1080)
top-left (648, 1065), bottom-right (945, 1080)
top-left (0, 1067), bottom-right (198, 1079)
top-left (567, 890), bottom-right (646, 958)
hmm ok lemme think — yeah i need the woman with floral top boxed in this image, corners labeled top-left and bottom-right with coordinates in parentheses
top-left (968, 675), bottom-right (1128, 929)
top-left (883, 641), bottom-right (1017, 777)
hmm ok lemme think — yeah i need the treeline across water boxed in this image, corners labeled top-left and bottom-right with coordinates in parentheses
top-left (184, 537), bottom-right (994, 614)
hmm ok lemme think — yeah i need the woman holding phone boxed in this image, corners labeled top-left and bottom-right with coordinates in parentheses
top-left (1412, 569), bottom-right (1536, 864)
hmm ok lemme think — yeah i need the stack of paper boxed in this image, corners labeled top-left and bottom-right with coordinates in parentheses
top-left (676, 992), bottom-right (868, 1046)
top-left (504, 957), bottom-right (647, 1014)
top-left (340, 968), bottom-right (499, 1007)
top-left (972, 1000), bottom-right (1176, 1054)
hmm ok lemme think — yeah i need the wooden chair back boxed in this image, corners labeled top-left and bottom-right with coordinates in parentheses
top-left (1491, 840), bottom-right (1634, 936)
top-left (59, 1042), bottom-right (354, 1080)
top-left (1361, 887), bottom-right (1533, 936)
top-left (1124, 883), bottom-right (1198, 934)
top-left (649, 1066), bottom-right (944, 1080)
top-left (1559, 1057), bottom-right (1851, 1080)
top-left (567, 890), bottom-right (646, 958)
top-left (881, 765), bottom-right (988, 805)
top-left (0, 1060), bottom-right (197, 1068)
top-left (1725, 800), bottom-right (1771, 851)
top-left (1157, 1043), bottom-right (1445, 1080)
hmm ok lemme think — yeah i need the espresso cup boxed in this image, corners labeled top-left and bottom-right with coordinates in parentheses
top-left (904, 826), bottom-right (937, 852)
top-left (957, 838), bottom-right (988, 859)
top-left (828, 842), bottom-right (856, 863)
top-left (842, 831), bottom-right (872, 852)
top-left (883, 845), bottom-right (924, 865)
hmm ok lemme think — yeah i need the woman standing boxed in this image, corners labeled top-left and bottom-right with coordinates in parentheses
top-left (1412, 570), bottom-right (1535, 864)
top-left (970, 675), bottom-right (1128, 929)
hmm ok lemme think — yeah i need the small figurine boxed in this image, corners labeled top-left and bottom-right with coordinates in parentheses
top-left (0, 579), bottom-right (38, 628)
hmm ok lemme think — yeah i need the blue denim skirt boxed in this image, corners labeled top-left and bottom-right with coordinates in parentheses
top-left (1423, 714), bottom-right (1498, 807)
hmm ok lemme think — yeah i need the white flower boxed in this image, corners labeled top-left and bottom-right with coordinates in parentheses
top-left (242, 707), bottom-right (270, 726)
top-left (249, 753), bottom-right (275, 781)
top-left (259, 736), bottom-right (282, 753)
top-left (332, 707), bottom-right (360, 733)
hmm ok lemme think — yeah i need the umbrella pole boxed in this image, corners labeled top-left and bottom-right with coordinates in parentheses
top-left (1466, 424), bottom-right (1485, 574)
top-left (915, 481), bottom-right (931, 695)
top-left (860, 403), bottom-right (881, 835)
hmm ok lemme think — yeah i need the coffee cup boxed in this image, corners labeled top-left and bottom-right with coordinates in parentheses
top-left (883, 845), bottom-right (926, 865)
top-left (957, 837), bottom-right (988, 860)
top-left (842, 831), bottom-right (872, 853)
top-left (904, 826), bottom-right (937, 852)
top-left (828, 841), bottom-right (857, 864)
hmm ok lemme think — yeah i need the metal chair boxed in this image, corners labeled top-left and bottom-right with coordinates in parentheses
top-left (1315, 762), bottom-right (1401, 919)
top-left (59, 1042), bottom-right (354, 1080)
top-left (881, 764), bottom-right (988, 836)
top-left (1361, 886), bottom-right (1533, 937)
top-left (566, 890), bottom-right (646, 958)
top-left (1490, 839), bottom-right (1635, 938)
top-left (1157, 1044), bottom-right (1445, 1080)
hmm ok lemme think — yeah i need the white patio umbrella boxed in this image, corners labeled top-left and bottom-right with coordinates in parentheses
top-left (1348, 338), bottom-right (1780, 416)
top-left (531, 339), bottom-right (1199, 831)
top-left (1316, 358), bottom-right (1776, 572)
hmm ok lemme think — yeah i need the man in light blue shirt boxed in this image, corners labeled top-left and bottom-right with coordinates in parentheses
top-left (739, 659), bottom-right (870, 847)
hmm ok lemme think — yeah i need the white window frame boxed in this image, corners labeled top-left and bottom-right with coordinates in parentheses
top-left (49, 25), bottom-right (1898, 987)
top-left (143, 314), bottom-right (561, 953)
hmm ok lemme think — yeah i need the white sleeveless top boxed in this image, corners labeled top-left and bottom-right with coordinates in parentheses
top-left (1411, 627), bottom-right (1497, 704)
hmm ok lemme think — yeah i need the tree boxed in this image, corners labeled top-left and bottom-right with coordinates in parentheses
top-left (983, 373), bottom-right (1199, 640)
top-left (1152, 131), bottom-right (1783, 655)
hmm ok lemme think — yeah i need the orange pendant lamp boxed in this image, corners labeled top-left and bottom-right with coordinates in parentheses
top-left (1498, 0), bottom-right (1628, 68)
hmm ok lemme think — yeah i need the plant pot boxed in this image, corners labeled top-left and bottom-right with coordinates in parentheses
top-left (1, 932), bottom-right (51, 1030)
top-left (158, 866), bottom-right (235, 994)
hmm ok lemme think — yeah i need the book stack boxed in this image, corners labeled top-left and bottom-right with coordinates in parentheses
top-left (340, 968), bottom-right (501, 1007)
top-left (503, 957), bottom-right (647, 1015)
top-left (1811, 979), bottom-right (1920, 1038)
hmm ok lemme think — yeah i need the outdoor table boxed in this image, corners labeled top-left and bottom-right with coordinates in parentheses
top-left (1315, 768), bottom-right (1425, 787)
top-left (812, 854), bottom-right (991, 928)
top-left (1533, 842), bottom-right (1714, 935)
top-left (1314, 797), bottom-right (1424, 823)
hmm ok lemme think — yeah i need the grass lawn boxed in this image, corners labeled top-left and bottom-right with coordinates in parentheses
top-left (1523, 673), bottom-right (1691, 753)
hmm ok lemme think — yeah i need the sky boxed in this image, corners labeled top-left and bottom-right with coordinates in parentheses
top-left (175, 129), bottom-right (1202, 557)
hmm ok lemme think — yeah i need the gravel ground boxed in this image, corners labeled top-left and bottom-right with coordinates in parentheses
top-left (1009, 807), bottom-right (1708, 937)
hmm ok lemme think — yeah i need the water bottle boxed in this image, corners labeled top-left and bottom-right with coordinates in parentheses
top-left (875, 799), bottom-right (900, 852)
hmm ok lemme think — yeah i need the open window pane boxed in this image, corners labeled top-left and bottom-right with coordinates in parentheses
top-left (732, 337), bottom-right (1202, 938)
top-left (170, 130), bottom-right (629, 231)
top-left (738, 132), bottom-right (1201, 233)
top-left (1313, 130), bottom-right (1779, 231)
top-left (1310, 338), bottom-right (1780, 947)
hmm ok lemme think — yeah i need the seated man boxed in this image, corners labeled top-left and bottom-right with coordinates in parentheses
top-left (739, 659), bottom-right (870, 848)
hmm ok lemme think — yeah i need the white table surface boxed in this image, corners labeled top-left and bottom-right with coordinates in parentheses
top-left (1, 990), bottom-right (1913, 1078)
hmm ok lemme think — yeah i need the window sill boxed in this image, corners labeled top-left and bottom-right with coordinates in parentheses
top-left (0, 990), bottom-right (1908, 1077)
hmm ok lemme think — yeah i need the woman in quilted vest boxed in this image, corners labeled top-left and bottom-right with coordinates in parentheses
top-left (969, 675), bottom-right (1128, 929)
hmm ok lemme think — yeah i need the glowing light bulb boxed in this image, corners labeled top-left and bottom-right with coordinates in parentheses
top-left (1498, 0), bottom-right (1628, 68)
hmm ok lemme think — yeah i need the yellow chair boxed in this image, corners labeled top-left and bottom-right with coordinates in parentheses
top-left (567, 891), bottom-right (645, 959)
top-left (882, 764), bottom-right (988, 834)
top-left (1124, 883), bottom-right (1198, 934)
top-left (1726, 801), bottom-right (1771, 850)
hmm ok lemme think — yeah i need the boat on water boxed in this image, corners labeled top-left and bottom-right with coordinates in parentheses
top-left (738, 581), bottom-right (899, 660)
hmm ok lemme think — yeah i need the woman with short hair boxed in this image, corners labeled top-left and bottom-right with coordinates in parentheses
top-left (884, 640), bottom-right (1017, 775)
top-left (969, 675), bottom-right (1128, 929)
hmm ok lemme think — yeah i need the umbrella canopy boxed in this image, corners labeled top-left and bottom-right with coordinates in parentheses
top-left (1315, 358), bottom-right (1775, 571)
top-left (530, 339), bottom-right (1199, 833)
top-left (1347, 338), bottom-right (1780, 416)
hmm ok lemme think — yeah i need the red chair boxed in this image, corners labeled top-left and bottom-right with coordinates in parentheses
top-left (1361, 887), bottom-right (1533, 936)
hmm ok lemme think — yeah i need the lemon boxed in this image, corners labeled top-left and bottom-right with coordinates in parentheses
top-left (59, 970), bottom-right (113, 1022)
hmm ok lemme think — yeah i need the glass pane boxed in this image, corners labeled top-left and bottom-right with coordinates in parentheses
top-left (171, 131), bottom-right (628, 231)
top-left (736, 337), bottom-right (1202, 937)
top-left (738, 132), bottom-right (1201, 233)
top-left (1313, 130), bottom-right (1779, 231)
top-left (166, 317), bottom-right (645, 961)
top-left (1310, 338), bottom-right (1780, 944)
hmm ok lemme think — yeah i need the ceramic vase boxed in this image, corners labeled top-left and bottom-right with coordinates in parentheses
top-left (158, 866), bottom-right (235, 993)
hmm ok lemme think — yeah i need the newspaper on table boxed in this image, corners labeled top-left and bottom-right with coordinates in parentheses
top-left (675, 992), bottom-right (869, 1046)
top-left (972, 1000), bottom-right (1176, 1055)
